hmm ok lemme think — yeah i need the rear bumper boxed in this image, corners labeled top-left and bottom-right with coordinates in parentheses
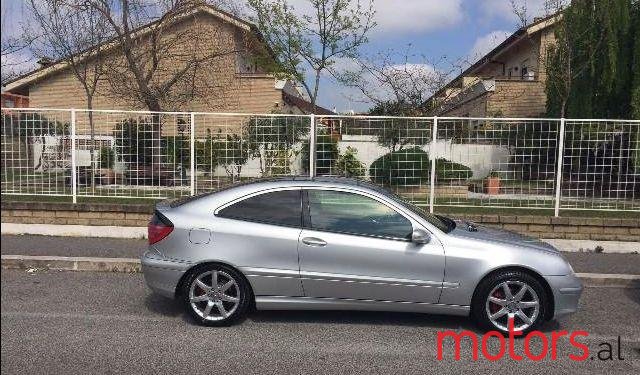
top-left (140, 251), bottom-right (190, 298)
top-left (545, 273), bottom-right (583, 319)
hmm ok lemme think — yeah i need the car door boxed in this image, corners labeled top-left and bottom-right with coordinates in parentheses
top-left (214, 188), bottom-right (304, 297)
top-left (298, 189), bottom-right (445, 304)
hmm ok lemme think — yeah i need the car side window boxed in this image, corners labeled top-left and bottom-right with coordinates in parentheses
top-left (218, 190), bottom-right (302, 227)
top-left (307, 190), bottom-right (413, 240)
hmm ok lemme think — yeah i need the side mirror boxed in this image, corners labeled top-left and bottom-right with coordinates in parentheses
top-left (411, 229), bottom-right (431, 244)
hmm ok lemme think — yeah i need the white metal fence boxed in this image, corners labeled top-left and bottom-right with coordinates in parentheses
top-left (2, 108), bottom-right (638, 215)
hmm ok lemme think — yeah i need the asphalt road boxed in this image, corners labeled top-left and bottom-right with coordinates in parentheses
top-left (1, 270), bottom-right (639, 374)
top-left (2, 234), bottom-right (639, 274)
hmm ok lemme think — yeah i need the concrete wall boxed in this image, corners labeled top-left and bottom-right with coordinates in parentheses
top-left (438, 79), bottom-right (547, 118)
top-left (338, 135), bottom-right (510, 179)
top-left (487, 80), bottom-right (547, 118)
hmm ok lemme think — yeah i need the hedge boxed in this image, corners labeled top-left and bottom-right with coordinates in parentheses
top-left (369, 148), bottom-right (472, 186)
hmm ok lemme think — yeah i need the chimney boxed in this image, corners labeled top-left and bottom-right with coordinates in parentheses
top-left (37, 57), bottom-right (54, 68)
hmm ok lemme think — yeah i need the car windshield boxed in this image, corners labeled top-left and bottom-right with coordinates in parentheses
top-left (381, 191), bottom-right (454, 233)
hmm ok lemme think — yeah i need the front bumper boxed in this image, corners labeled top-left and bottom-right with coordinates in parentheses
top-left (141, 250), bottom-right (191, 298)
top-left (546, 273), bottom-right (583, 319)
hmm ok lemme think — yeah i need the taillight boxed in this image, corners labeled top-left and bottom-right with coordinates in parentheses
top-left (148, 211), bottom-right (174, 245)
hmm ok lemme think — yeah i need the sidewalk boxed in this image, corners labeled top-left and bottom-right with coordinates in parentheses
top-left (1, 234), bottom-right (639, 275)
top-left (0, 234), bottom-right (145, 259)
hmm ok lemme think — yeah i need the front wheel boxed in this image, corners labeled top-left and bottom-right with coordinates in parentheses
top-left (472, 271), bottom-right (548, 335)
top-left (181, 264), bottom-right (251, 326)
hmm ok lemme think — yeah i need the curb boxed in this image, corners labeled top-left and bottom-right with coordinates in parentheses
top-left (575, 272), bottom-right (640, 288)
top-left (2, 255), bottom-right (639, 288)
top-left (1, 223), bottom-right (147, 239)
top-left (1, 255), bottom-right (141, 273)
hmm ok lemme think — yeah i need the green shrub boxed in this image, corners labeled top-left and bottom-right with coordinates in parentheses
top-left (301, 133), bottom-right (339, 175)
top-left (113, 118), bottom-right (157, 166)
top-left (370, 148), bottom-right (472, 186)
top-left (162, 136), bottom-right (189, 166)
top-left (215, 134), bottom-right (249, 179)
top-left (195, 133), bottom-right (219, 173)
top-left (369, 148), bottom-right (431, 186)
top-left (435, 158), bottom-right (473, 181)
top-left (246, 116), bottom-right (309, 177)
top-left (99, 147), bottom-right (115, 169)
top-left (336, 147), bottom-right (365, 177)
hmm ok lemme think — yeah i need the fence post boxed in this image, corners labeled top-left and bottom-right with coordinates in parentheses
top-left (190, 112), bottom-right (195, 196)
top-left (70, 109), bottom-right (77, 204)
top-left (309, 114), bottom-right (316, 178)
top-left (554, 118), bottom-right (566, 217)
top-left (429, 117), bottom-right (438, 214)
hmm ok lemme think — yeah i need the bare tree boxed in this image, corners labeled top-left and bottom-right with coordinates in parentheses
top-left (62, 0), bottom-right (254, 172)
top-left (1, 3), bottom-right (35, 84)
top-left (510, 0), bottom-right (530, 28)
top-left (1, 38), bottom-right (33, 85)
top-left (79, 0), bottom-right (244, 112)
top-left (246, 0), bottom-right (376, 112)
top-left (543, 0), bottom-right (569, 17)
top-left (510, 0), bottom-right (569, 27)
top-left (24, 0), bottom-right (111, 176)
top-left (338, 46), bottom-right (456, 115)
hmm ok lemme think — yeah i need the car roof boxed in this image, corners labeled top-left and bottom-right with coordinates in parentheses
top-left (230, 176), bottom-right (388, 192)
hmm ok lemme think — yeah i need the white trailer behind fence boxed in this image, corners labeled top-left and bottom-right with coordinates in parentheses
top-left (1, 108), bottom-right (638, 216)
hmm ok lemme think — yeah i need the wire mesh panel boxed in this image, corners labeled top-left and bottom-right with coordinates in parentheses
top-left (193, 113), bottom-right (311, 194)
top-left (314, 116), bottom-right (434, 206)
top-left (435, 118), bottom-right (561, 209)
top-left (2, 108), bottom-right (638, 213)
top-left (561, 120), bottom-right (640, 211)
top-left (1, 108), bottom-right (72, 196)
top-left (74, 110), bottom-right (193, 199)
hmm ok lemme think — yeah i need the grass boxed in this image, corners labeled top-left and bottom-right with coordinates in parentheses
top-left (409, 198), bottom-right (639, 218)
top-left (432, 205), bottom-right (639, 219)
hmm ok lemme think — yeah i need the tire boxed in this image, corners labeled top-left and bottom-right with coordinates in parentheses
top-left (180, 264), bottom-right (252, 327)
top-left (472, 270), bottom-right (548, 335)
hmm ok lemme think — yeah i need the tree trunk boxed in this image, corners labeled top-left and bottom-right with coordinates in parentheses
top-left (87, 96), bottom-right (96, 190)
top-left (311, 70), bottom-right (322, 114)
top-left (145, 98), bottom-right (163, 179)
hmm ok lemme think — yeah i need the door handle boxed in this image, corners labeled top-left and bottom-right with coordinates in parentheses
top-left (302, 237), bottom-right (327, 247)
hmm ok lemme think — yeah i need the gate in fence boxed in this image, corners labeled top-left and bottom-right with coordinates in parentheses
top-left (2, 108), bottom-right (638, 216)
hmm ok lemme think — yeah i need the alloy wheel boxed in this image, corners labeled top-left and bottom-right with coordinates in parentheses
top-left (188, 270), bottom-right (240, 321)
top-left (485, 280), bottom-right (540, 332)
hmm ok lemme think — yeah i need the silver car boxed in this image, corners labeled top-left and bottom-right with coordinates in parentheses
top-left (142, 177), bottom-right (582, 333)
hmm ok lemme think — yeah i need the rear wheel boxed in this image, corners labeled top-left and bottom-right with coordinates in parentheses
top-left (181, 264), bottom-right (251, 326)
top-left (472, 271), bottom-right (547, 335)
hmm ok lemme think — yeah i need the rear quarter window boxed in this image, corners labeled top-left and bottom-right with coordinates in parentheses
top-left (217, 189), bottom-right (302, 228)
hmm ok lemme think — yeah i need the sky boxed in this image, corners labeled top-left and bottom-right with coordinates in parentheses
top-left (0, 0), bottom-right (555, 113)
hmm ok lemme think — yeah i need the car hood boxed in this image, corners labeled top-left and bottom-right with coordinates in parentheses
top-left (447, 220), bottom-right (559, 254)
